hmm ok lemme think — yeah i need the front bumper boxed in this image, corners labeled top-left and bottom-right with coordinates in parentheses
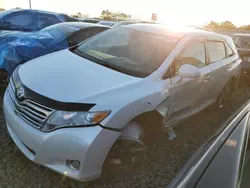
top-left (3, 91), bottom-right (121, 181)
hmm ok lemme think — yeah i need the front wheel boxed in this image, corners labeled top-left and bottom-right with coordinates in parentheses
top-left (106, 114), bottom-right (163, 167)
top-left (106, 121), bottom-right (147, 167)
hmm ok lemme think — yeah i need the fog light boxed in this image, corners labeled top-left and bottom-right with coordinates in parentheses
top-left (66, 160), bottom-right (81, 170)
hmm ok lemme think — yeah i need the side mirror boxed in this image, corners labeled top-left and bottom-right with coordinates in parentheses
top-left (178, 64), bottom-right (201, 79)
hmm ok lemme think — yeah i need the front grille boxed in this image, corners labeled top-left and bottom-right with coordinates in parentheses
top-left (7, 80), bottom-right (54, 129)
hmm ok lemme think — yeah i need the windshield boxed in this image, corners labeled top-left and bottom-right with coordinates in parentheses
top-left (75, 27), bottom-right (177, 77)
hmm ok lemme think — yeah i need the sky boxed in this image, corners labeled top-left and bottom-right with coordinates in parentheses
top-left (0, 0), bottom-right (249, 26)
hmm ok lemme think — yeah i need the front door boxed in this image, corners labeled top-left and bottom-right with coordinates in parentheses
top-left (166, 38), bottom-right (211, 125)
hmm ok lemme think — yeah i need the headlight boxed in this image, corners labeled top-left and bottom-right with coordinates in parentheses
top-left (42, 110), bottom-right (110, 132)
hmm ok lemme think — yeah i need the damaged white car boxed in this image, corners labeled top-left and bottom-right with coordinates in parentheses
top-left (3, 24), bottom-right (241, 181)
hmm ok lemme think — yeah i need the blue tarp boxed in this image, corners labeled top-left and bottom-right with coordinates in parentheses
top-left (0, 25), bottom-right (80, 75)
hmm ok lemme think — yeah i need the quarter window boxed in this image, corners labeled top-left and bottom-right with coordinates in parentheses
top-left (225, 42), bottom-right (234, 57)
top-left (174, 40), bottom-right (206, 74)
top-left (207, 41), bottom-right (226, 63)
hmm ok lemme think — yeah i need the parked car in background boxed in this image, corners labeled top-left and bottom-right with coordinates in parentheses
top-left (0, 9), bottom-right (78, 32)
top-left (3, 24), bottom-right (241, 181)
top-left (77, 18), bottom-right (100, 23)
top-left (168, 100), bottom-right (250, 188)
top-left (111, 20), bottom-right (157, 28)
top-left (112, 20), bottom-right (140, 28)
top-left (97, 20), bottom-right (116, 27)
top-left (0, 22), bottom-right (109, 79)
top-left (232, 33), bottom-right (250, 80)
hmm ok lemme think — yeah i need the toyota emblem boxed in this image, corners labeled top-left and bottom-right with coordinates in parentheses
top-left (17, 87), bottom-right (25, 100)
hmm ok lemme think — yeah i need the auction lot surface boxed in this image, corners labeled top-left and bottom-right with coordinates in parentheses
top-left (0, 84), bottom-right (249, 188)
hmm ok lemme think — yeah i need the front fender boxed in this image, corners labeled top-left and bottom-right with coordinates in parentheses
top-left (99, 91), bottom-right (169, 130)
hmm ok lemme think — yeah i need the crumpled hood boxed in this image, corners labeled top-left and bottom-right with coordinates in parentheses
top-left (18, 49), bottom-right (140, 103)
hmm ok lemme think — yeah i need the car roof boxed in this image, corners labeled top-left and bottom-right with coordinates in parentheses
top-left (0, 9), bottom-right (63, 16)
top-left (123, 24), bottom-right (227, 39)
top-left (98, 20), bottom-right (116, 24)
top-left (117, 20), bottom-right (139, 24)
top-left (78, 18), bottom-right (100, 22)
top-left (45, 22), bottom-right (110, 29)
top-left (112, 21), bottom-right (139, 27)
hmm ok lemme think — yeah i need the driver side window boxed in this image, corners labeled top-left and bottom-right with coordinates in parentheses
top-left (175, 40), bottom-right (206, 75)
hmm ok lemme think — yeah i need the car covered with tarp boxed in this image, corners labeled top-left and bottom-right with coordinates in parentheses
top-left (0, 22), bottom-right (109, 83)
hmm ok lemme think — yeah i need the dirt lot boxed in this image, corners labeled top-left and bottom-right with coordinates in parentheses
top-left (0, 84), bottom-right (250, 188)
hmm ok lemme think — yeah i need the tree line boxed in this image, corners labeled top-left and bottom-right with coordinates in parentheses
top-left (71, 9), bottom-right (131, 21)
top-left (205, 20), bottom-right (250, 30)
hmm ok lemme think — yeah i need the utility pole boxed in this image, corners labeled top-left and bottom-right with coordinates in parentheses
top-left (29, 0), bottom-right (32, 9)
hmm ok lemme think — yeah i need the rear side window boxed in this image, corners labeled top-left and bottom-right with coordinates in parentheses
top-left (225, 42), bottom-right (234, 57)
top-left (207, 41), bottom-right (226, 63)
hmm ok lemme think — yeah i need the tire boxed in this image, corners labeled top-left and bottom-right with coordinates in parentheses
top-left (105, 121), bottom-right (146, 166)
top-left (105, 114), bottom-right (162, 168)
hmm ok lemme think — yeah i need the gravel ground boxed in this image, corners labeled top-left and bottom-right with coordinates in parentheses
top-left (0, 84), bottom-right (250, 188)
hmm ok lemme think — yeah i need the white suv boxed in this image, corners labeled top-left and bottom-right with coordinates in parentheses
top-left (3, 24), bottom-right (241, 181)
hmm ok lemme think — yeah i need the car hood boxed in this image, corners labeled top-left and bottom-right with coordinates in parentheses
top-left (18, 49), bottom-right (140, 103)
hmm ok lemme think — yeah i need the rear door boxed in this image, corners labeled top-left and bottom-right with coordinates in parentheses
top-left (205, 39), bottom-right (232, 106)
